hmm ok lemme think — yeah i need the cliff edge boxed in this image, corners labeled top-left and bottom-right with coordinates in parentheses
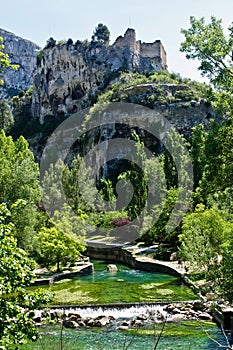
top-left (31, 28), bottom-right (167, 123)
top-left (0, 28), bottom-right (40, 98)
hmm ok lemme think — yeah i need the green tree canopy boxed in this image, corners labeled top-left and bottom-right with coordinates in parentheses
top-left (180, 16), bottom-right (233, 113)
top-left (189, 124), bottom-right (207, 190)
top-left (0, 131), bottom-right (41, 249)
top-left (34, 224), bottom-right (86, 272)
top-left (194, 118), bottom-right (233, 205)
top-left (0, 100), bottom-right (14, 132)
top-left (41, 159), bottom-right (65, 216)
top-left (180, 16), bottom-right (233, 87)
top-left (91, 23), bottom-right (110, 44)
top-left (0, 131), bottom-right (40, 204)
top-left (62, 156), bottom-right (98, 213)
top-left (0, 203), bottom-right (51, 348)
top-left (213, 241), bottom-right (233, 302)
top-left (179, 205), bottom-right (232, 275)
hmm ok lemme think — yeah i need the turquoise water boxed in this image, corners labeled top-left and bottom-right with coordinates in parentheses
top-left (47, 260), bottom-right (197, 305)
top-left (18, 322), bottom-right (231, 349)
top-left (17, 261), bottom-right (231, 349)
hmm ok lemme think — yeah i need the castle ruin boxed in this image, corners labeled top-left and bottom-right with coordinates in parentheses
top-left (32, 28), bottom-right (167, 122)
top-left (113, 28), bottom-right (167, 71)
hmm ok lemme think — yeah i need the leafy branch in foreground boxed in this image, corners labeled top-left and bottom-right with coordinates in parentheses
top-left (0, 202), bottom-right (52, 349)
top-left (180, 16), bottom-right (233, 114)
top-left (204, 323), bottom-right (233, 349)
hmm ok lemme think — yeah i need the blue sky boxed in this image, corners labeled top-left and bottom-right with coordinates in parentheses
top-left (1, 0), bottom-right (233, 81)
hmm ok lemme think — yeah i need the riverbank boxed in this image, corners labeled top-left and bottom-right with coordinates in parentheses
top-left (31, 262), bottom-right (94, 286)
top-left (86, 242), bottom-right (184, 276)
top-left (25, 256), bottom-right (232, 349)
top-left (30, 244), bottom-right (232, 334)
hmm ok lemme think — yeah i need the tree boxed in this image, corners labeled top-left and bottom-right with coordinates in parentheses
top-left (52, 204), bottom-right (87, 242)
top-left (140, 155), bottom-right (167, 243)
top-left (157, 127), bottom-right (193, 241)
top-left (91, 23), bottom-right (110, 44)
top-left (195, 118), bottom-right (233, 204)
top-left (207, 186), bottom-right (233, 218)
top-left (179, 205), bottom-right (232, 275)
top-left (142, 187), bottom-right (179, 244)
top-left (117, 132), bottom-right (148, 219)
top-left (115, 128), bottom-right (192, 244)
top-left (0, 100), bottom-right (14, 132)
top-left (0, 131), bottom-right (41, 249)
top-left (0, 203), bottom-right (51, 348)
top-left (0, 131), bottom-right (40, 204)
top-left (96, 178), bottom-right (116, 212)
top-left (45, 37), bottom-right (56, 49)
top-left (62, 156), bottom-right (98, 213)
top-left (213, 241), bottom-right (233, 302)
top-left (34, 224), bottom-right (86, 272)
top-left (41, 159), bottom-right (66, 216)
top-left (180, 16), bottom-right (233, 113)
top-left (189, 124), bottom-right (207, 190)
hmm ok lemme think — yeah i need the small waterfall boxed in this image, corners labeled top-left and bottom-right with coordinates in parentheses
top-left (48, 304), bottom-right (168, 320)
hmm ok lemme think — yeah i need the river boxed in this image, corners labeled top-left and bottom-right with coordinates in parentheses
top-left (19, 260), bottom-right (232, 349)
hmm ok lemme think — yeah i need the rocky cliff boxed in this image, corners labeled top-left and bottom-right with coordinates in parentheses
top-left (0, 28), bottom-right (40, 98)
top-left (32, 29), bottom-right (167, 123)
top-left (1, 26), bottom-right (222, 166)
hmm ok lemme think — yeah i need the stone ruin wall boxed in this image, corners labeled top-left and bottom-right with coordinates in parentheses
top-left (113, 28), bottom-right (138, 52)
top-left (113, 28), bottom-right (167, 67)
top-left (140, 41), bottom-right (167, 66)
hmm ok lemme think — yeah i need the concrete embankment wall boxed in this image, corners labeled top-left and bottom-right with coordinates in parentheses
top-left (31, 263), bottom-right (94, 286)
top-left (86, 244), bottom-right (181, 277)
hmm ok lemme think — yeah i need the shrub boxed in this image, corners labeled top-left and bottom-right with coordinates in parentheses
top-left (112, 217), bottom-right (131, 227)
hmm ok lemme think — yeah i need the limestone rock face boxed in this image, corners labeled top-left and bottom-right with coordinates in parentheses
top-left (0, 29), bottom-right (40, 98)
top-left (31, 29), bottom-right (167, 123)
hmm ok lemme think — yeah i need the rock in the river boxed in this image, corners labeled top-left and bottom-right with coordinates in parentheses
top-left (199, 312), bottom-right (212, 321)
top-left (137, 314), bottom-right (147, 321)
top-left (121, 321), bottom-right (131, 327)
top-left (193, 300), bottom-right (205, 311)
top-left (107, 264), bottom-right (118, 272)
top-left (97, 315), bottom-right (113, 326)
top-left (95, 316), bottom-right (111, 327)
top-left (64, 320), bottom-right (79, 329)
top-left (67, 312), bottom-right (82, 319)
top-left (172, 313), bottom-right (186, 321)
top-left (118, 326), bottom-right (129, 330)
top-left (131, 320), bottom-right (143, 327)
top-left (165, 304), bottom-right (176, 312)
top-left (86, 318), bottom-right (96, 327)
top-left (66, 314), bottom-right (80, 322)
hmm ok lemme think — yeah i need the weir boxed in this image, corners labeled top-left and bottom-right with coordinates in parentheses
top-left (47, 303), bottom-right (168, 319)
top-left (38, 300), bottom-right (211, 327)
top-left (48, 300), bottom-right (194, 312)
